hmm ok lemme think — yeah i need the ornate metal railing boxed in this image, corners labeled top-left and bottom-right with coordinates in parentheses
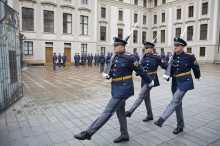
top-left (0, 0), bottom-right (23, 111)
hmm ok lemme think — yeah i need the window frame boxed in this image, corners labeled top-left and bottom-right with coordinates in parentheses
top-left (22, 7), bottom-right (34, 31)
top-left (100, 26), bottom-right (107, 41)
top-left (63, 13), bottom-right (72, 34)
top-left (80, 15), bottom-right (89, 35)
top-left (43, 10), bottom-right (54, 33)
top-left (200, 24), bottom-right (208, 40)
top-left (23, 41), bottom-right (33, 56)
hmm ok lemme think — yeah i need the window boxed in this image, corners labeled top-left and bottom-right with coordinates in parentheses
top-left (176, 27), bottom-right (181, 37)
top-left (80, 15), bottom-right (88, 35)
top-left (118, 28), bottom-right (123, 39)
top-left (153, 15), bottom-right (157, 24)
top-left (134, 0), bottom-right (138, 5)
top-left (153, 31), bottom-right (157, 43)
top-left (24, 41), bottom-right (33, 56)
top-left (202, 2), bottom-right (208, 15)
top-left (81, 43), bottom-right (88, 54)
top-left (133, 30), bottom-right (138, 43)
top-left (9, 51), bottom-right (18, 83)
top-left (200, 47), bottom-right (206, 57)
top-left (22, 7), bottom-right (34, 31)
top-left (176, 8), bottom-right (181, 20)
top-left (187, 26), bottom-right (193, 41)
top-left (188, 6), bottom-right (194, 18)
top-left (101, 47), bottom-right (106, 55)
top-left (162, 0), bottom-right (166, 4)
top-left (161, 48), bottom-right (165, 55)
top-left (200, 24), bottom-right (208, 40)
top-left (142, 31), bottom-right (146, 44)
top-left (100, 26), bottom-right (106, 41)
top-left (101, 7), bottom-right (106, 18)
top-left (187, 47), bottom-right (192, 53)
top-left (63, 13), bottom-right (72, 34)
top-left (81, 0), bottom-right (88, 5)
top-left (143, 15), bottom-right (146, 25)
top-left (134, 13), bottom-right (138, 23)
top-left (44, 10), bottom-right (54, 33)
top-left (118, 10), bottom-right (123, 21)
top-left (161, 12), bottom-right (165, 23)
top-left (154, 0), bottom-right (157, 7)
top-left (161, 30), bottom-right (165, 43)
top-left (143, 0), bottom-right (147, 7)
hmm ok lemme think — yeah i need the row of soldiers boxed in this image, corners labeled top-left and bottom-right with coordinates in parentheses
top-left (52, 53), bottom-right (67, 71)
top-left (74, 34), bottom-right (201, 143)
top-left (73, 53), bottom-right (114, 66)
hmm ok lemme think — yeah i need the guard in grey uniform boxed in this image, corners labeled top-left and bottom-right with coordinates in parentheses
top-left (125, 42), bottom-right (167, 122)
top-left (74, 36), bottom-right (153, 143)
top-left (154, 37), bottom-right (201, 134)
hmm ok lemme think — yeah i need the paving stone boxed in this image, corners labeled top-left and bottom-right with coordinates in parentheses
top-left (0, 65), bottom-right (220, 146)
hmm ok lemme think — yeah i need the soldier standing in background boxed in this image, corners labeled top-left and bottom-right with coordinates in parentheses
top-left (154, 37), bottom-right (201, 135)
top-left (99, 53), bottom-right (105, 72)
top-left (133, 48), bottom-right (140, 62)
top-left (58, 53), bottom-right (62, 67)
top-left (62, 54), bottom-right (66, 67)
top-left (52, 52), bottom-right (57, 71)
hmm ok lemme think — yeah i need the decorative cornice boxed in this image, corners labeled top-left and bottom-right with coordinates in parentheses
top-left (99, 20), bottom-right (108, 24)
top-left (198, 17), bottom-right (210, 21)
top-left (19, 0), bottom-right (36, 3)
top-left (185, 19), bottom-right (196, 23)
top-left (117, 22), bottom-right (125, 27)
top-left (60, 4), bottom-right (75, 10)
top-left (41, 1), bottom-right (57, 7)
top-left (78, 7), bottom-right (91, 12)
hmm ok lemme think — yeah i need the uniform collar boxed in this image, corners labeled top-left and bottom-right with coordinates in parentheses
top-left (175, 51), bottom-right (185, 56)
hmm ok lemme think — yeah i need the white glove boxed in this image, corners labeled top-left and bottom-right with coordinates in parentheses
top-left (102, 73), bottom-right (110, 79)
top-left (196, 77), bottom-right (202, 81)
top-left (163, 74), bottom-right (170, 81)
top-left (148, 80), bottom-right (154, 88)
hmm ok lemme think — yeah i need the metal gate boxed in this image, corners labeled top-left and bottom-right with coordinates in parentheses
top-left (0, 0), bottom-right (23, 111)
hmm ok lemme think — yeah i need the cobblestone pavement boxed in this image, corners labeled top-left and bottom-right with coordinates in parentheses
top-left (1, 64), bottom-right (220, 146)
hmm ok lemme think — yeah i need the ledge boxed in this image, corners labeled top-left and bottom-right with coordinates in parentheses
top-left (60, 4), bottom-right (75, 10)
top-left (41, 1), bottom-right (57, 7)
top-left (198, 17), bottom-right (210, 21)
top-left (117, 22), bottom-right (125, 26)
top-left (19, 0), bottom-right (37, 3)
top-left (78, 7), bottom-right (91, 12)
top-left (99, 20), bottom-right (108, 24)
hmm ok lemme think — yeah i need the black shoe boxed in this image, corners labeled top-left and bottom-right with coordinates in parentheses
top-left (125, 111), bottom-right (132, 118)
top-left (143, 116), bottom-right (153, 122)
top-left (173, 127), bottom-right (183, 135)
top-left (74, 131), bottom-right (91, 140)
top-left (113, 135), bottom-right (129, 143)
top-left (154, 117), bottom-right (164, 127)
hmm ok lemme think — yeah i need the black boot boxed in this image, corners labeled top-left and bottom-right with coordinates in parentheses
top-left (154, 117), bottom-right (164, 127)
top-left (143, 116), bottom-right (153, 122)
top-left (125, 111), bottom-right (132, 118)
top-left (173, 127), bottom-right (183, 135)
top-left (113, 135), bottom-right (129, 143)
top-left (74, 131), bottom-right (91, 140)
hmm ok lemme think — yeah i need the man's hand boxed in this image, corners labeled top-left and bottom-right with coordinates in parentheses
top-left (163, 74), bottom-right (170, 81)
top-left (148, 80), bottom-right (154, 88)
top-left (102, 73), bottom-right (110, 79)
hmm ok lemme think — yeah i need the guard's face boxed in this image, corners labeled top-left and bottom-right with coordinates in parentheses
top-left (114, 44), bottom-right (125, 53)
top-left (174, 44), bottom-right (184, 53)
top-left (145, 48), bottom-right (154, 54)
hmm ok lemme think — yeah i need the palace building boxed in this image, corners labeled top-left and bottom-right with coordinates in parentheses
top-left (18, 0), bottom-right (220, 64)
